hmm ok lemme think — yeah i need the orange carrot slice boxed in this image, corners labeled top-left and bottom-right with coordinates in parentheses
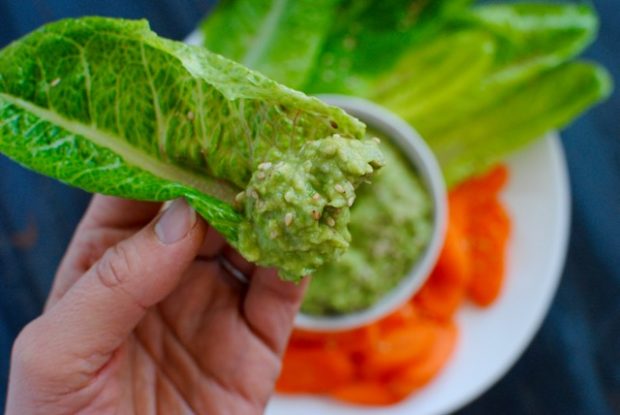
top-left (277, 348), bottom-right (355, 393)
top-left (387, 322), bottom-right (458, 398)
top-left (330, 381), bottom-right (400, 406)
top-left (362, 318), bottom-right (438, 375)
top-left (414, 217), bottom-right (471, 320)
top-left (467, 200), bottom-right (511, 306)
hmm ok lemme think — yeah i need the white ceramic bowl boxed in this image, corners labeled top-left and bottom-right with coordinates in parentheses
top-left (295, 95), bottom-right (448, 331)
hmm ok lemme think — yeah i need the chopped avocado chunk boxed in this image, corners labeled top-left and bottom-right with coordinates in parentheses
top-left (237, 134), bottom-right (385, 281)
top-left (302, 132), bottom-right (432, 314)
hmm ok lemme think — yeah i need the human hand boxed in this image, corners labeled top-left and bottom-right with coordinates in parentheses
top-left (6, 196), bottom-right (307, 414)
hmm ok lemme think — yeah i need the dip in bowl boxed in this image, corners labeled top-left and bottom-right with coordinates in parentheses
top-left (296, 96), bottom-right (447, 331)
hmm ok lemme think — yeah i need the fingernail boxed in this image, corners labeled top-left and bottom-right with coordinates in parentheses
top-left (155, 199), bottom-right (197, 244)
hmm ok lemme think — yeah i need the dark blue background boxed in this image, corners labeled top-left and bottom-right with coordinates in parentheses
top-left (0, 1), bottom-right (618, 413)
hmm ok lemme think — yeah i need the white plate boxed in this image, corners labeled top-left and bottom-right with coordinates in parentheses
top-left (266, 134), bottom-right (570, 415)
top-left (184, 27), bottom-right (570, 415)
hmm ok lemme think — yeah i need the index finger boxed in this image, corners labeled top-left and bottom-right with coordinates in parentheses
top-left (46, 195), bottom-right (163, 310)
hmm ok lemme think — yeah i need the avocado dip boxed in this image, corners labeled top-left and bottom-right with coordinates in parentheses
top-left (236, 134), bottom-right (385, 281)
top-left (301, 131), bottom-right (433, 315)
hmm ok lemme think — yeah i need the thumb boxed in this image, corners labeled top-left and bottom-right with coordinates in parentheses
top-left (41, 199), bottom-right (205, 365)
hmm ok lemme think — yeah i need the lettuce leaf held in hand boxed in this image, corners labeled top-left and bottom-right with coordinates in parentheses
top-left (0, 17), bottom-right (385, 281)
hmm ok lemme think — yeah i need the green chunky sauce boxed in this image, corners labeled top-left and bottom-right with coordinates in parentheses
top-left (237, 134), bottom-right (385, 281)
top-left (301, 132), bottom-right (433, 315)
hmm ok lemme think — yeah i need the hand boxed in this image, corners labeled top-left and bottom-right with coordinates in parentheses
top-left (6, 196), bottom-right (307, 414)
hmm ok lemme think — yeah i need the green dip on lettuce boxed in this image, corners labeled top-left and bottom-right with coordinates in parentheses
top-left (302, 131), bottom-right (432, 315)
top-left (237, 134), bottom-right (385, 280)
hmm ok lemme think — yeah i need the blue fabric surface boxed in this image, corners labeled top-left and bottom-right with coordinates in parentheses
top-left (0, 1), bottom-right (617, 413)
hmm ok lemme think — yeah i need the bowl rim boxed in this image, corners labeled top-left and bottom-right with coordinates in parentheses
top-left (295, 95), bottom-right (448, 331)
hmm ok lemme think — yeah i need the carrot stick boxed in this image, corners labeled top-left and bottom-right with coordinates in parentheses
top-left (413, 215), bottom-right (471, 320)
top-left (277, 348), bottom-right (355, 393)
top-left (467, 200), bottom-right (511, 306)
top-left (448, 166), bottom-right (511, 307)
top-left (330, 381), bottom-right (400, 406)
top-left (387, 322), bottom-right (458, 398)
top-left (287, 329), bottom-right (328, 349)
top-left (362, 317), bottom-right (439, 375)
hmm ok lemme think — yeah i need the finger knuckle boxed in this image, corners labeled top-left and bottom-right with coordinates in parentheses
top-left (94, 243), bottom-right (135, 290)
top-left (12, 319), bottom-right (54, 379)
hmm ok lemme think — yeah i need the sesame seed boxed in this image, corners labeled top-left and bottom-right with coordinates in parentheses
top-left (256, 171), bottom-right (266, 180)
top-left (335, 184), bottom-right (345, 193)
top-left (258, 162), bottom-right (272, 171)
top-left (50, 78), bottom-right (61, 87)
top-left (312, 210), bottom-right (321, 220)
top-left (312, 193), bottom-right (321, 201)
top-left (326, 217), bottom-right (336, 227)
top-left (322, 145), bottom-right (337, 156)
top-left (372, 137), bottom-right (381, 144)
top-left (284, 212), bottom-right (294, 226)
top-left (348, 197), bottom-right (355, 207)
top-left (234, 192), bottom-right (245, 203)
top-left (187, 111), bottom-right (195, 121)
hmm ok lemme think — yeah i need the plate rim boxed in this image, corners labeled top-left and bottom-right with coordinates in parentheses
top-left (429, 133), bottom-right (571, 415)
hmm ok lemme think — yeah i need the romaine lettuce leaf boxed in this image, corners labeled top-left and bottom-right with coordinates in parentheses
top-left (369, 29), bottom-right (496, 120)
top-left (428, 62), bottom-right (612, 185)
top-left (304, 0), bottom-right (474, 96)
top-left (411, 2), bottom-right (600, 134)
top-left (202, 0), bottom-right (340, 89)
top-left (365, 3), bottom-right (611, 184)
top-left (387, 3), bottom-right (611, 183)
top-left (0, 17), bottom-right (382, 279)
top-left (458, 3), bottom-right (598, 86)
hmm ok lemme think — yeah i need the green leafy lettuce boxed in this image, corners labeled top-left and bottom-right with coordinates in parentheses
top-left (0, 17), bottom-right (385, 280)
top-left (304, 0), bottom-right (474, 96)
top-left (396, 3), bottom-right (612, 184)
top-left (201, 1), bottom-right (612, 186)
top-left (202, 0), bottom-right (341, 89)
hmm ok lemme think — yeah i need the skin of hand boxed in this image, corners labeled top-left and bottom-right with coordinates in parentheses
top-left (6, 196), bottom-right (307, 414)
